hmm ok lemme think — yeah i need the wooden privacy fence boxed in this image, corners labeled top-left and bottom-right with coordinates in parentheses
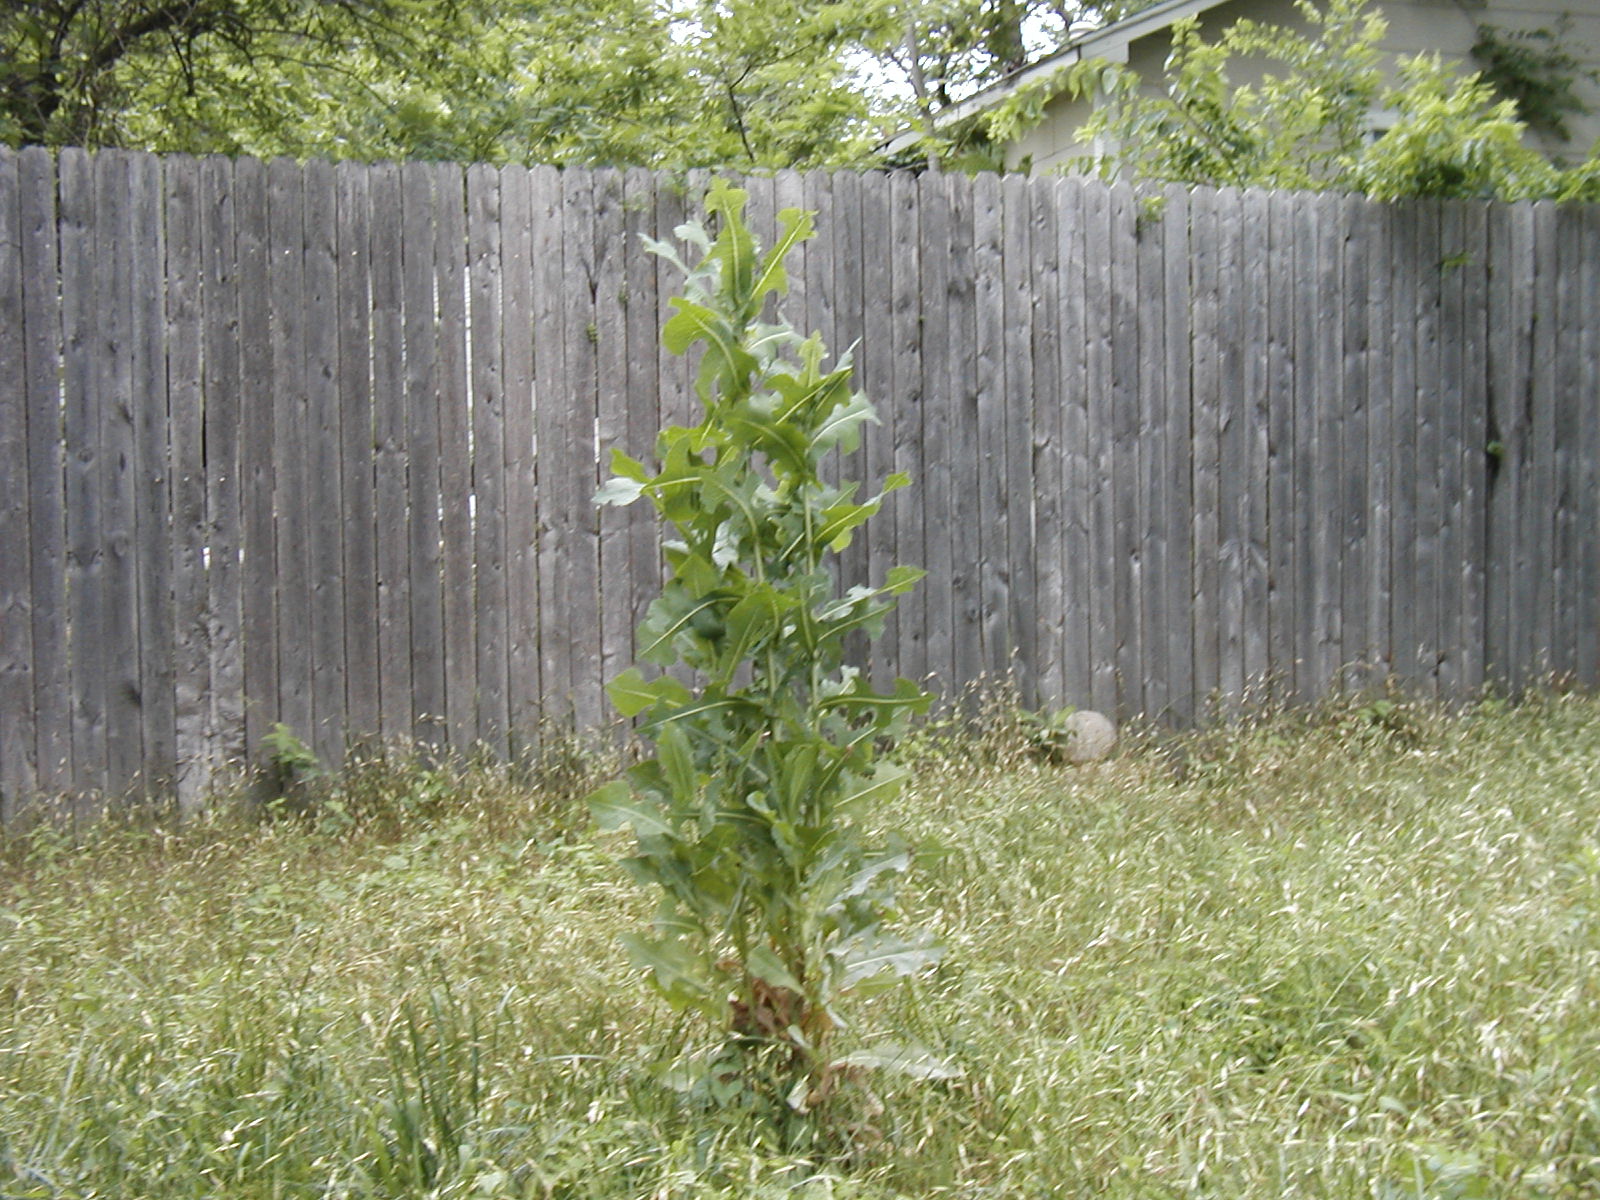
top-left (2, 147), bottom-right (1599, 813)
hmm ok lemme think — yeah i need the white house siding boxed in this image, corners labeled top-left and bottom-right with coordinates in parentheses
top-left (1004, 0), bottom-right (1600, 172)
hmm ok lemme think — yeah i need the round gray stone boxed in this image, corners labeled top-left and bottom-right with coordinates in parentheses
top-left (1062, 709), bottom-right (1117, 763)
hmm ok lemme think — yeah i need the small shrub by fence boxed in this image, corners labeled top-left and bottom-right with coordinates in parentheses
top-left (1, 148), bottom-right (1597, 813)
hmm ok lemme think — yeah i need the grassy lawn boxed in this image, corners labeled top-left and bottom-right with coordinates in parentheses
top-left (2, 694), bottom-right (1599, 1198)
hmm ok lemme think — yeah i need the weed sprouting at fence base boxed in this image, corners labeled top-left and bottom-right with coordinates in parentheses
top-left (588, 179), bottom-right (945, 1133)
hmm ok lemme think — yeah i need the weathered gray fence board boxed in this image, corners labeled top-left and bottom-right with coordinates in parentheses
top-left (368, 161), bottom-right (410, 743)
top-left (1240, 190), bottom-right (1270, 697)
top-left (1436, 200), bottom-right (1467, 698)
top-left (1083, 181), bottom-right (1117, 714)
top-left (972, 173), bottom-right (1009, 684)
top-left (268, 158), bottom-right (313, 749)
top-left (20, 148), bottom-right (68, 796)
top-left (59, 149), bottom-right (105, 803)
top-left (1029, 180), bottom-right (1064, 710)
top-left (1160, 185), bottom-right (1193, 723)
top-left (132, 154), bottom-right (176, 796)
top-left (96, 153), bottom-right (144, 800)
top-left (401, 161), bottom-right (445, 750)
top-left (622, 167), bottom-right (662, 705)
top-left (1265, 191), bottom-right (1297, 704)
top-left (304, 159), bottom-right (346, 766)
top-left (0, 149), bottom-right (33, 816)
top-left (1214, 186), bottom-right (1246, 710)
top-left (1413, 199), bottom-right (1443, 699)
top-left (501, 163), bottom-right (540, 749)
top-left (163, 156), bottom-right (208, 806)
top-left (1002, 175), bottom-right (1036, 701)
top-left (1108, 182), bottom-right (1141, 717)
top-left (1188, 186), bottom-right (1220, 714)
top-left (1484, 203), bottom-right (1521, 685)
top-left (860, 173), bottom-right (899, 689)
top-left (1289, 193), bottom-right (1320, 702)
top-left (831, 170), bottom-right (869, 646)
top-left (1458, 201), bottom-right (1489, 694)
top-left (8, 156), bottom-right (1600, 808)
top-left (1551, 205), bottom-right (1583, 683)
top-left (1362, 196), bottom-right (1394, 684)
top-left (334, 160), bottom-right (378, 746)
top-left (532, 165), bottom-right (573, 721)
top-left (468, 164), bottom-right (510, 750)
top-left (1528, 202), bottom-right (1558, 683)
top-left (199, 157), bottom-right (244, 777)
top-left (946, 175), bottom-right (983, 700)
top-left (594, 169), bottom-right (633, 709)
top-left (1132, 187), bottom-right (1167, 721)
top-left (1388, 202), bottom-right (1419, 692)
top-left (1311, 193), bottom-right (1343, 699)
top-left (1337, 192), bottom-right (1369, 693)
top-left (562, 170), bottom-right (604, 733)
top-left (916, 172), bottom-right (954, 698)
top-left (1579, 208), bottom-right (1600, 688)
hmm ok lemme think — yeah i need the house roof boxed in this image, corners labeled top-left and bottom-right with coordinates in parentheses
top-left (883, 0), bottom-right (1235, 155)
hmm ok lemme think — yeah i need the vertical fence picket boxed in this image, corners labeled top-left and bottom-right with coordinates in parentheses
top-left (1290, 192), bottom-right (1322, 703)
top-left (860, 172), bottom-right (899, 691)
top-left (561, 170), bottom-right (603, 733)
top-left (1363, 199), bottom-right (1395, 683)
top-left (1214, 186), bottom-right (1247, 711)
top-left (1133, 184), bottom-right (1168, 723)
top-left (593, 169), bottom-right (632, 718)
top-left (1001, 175), bottom-right (1037, 706)
top-left (369, 162), bottom-right (411, 744)
top-left (972, 174), bottom-right (1009, 686)
top-left (1552, 204), bottom-right (1584, 684)
top-left (1265, 191), bottom-right (1297, 705)
top-left (1241, 190), bottom-right (1271, 698)
top-left (1160, 184), bottom-right (1193, 723)
top-left (402, 161), bottom-right (445, 751)
top-left (433, 163), bottom-right (473, 752)
top-left (534, 165), bottom-right (574, 718)
top-left (163, 155), bottom-right (209, 807)
top-left (468, 164), bottom-right (509, 752)
top-left (1458, 201), bottom-right (1490, 694)
top-left (947, 175), bottom-right (983, 704)
top-left (303, 159), bottom-right (346, 766)
top-left (916, 172), bottom-right (955, 700)
top-left (1577, 207), bottom-right (1600, 688)
top-left (96, 153), bottom-right (143, 802)
top-left (267, 158), bottom-right (313, 748)
top-left (20, 148), bottom-right (68, 798)
top-left (1336, 193), bottom-right (1369, 694)
top-left (1188, 187), bottom-right (1221, 716)
top-left (1083, 180), bottom-right (1117, 714)
top-left (1527, 202), bottom-right (1558, 684)
top-left (1437, 200), bottom-right (1469, 699)
top-left (202, 157), bottom-right (245, 771)
top-left (334, 161), bottom-right (378, 747)
top-left (59, 150), bottom-right (105, 805)
top-left (0, 149), bottom-right (34, 816)
top-left (1030, 179), bottom-right (1064, 710)
top-left (622, 167), bottom-right (661, 706)
top-left (500, 164), bottom-right (539, 750)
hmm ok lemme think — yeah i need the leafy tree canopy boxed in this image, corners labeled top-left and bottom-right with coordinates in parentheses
top-left (1, 0), bottom-right (1140, 168)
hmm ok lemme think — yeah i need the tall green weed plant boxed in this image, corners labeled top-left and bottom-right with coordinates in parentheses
top-left (588, 180), bottom-right (941, 1124)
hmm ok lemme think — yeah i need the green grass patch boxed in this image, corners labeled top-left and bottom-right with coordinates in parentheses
top-left (3, 695), bottom-right (1599, 1197)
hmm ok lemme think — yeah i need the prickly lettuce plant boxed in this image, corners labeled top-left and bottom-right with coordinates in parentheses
top-left (588, 180), bottom-right (939, 1117)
